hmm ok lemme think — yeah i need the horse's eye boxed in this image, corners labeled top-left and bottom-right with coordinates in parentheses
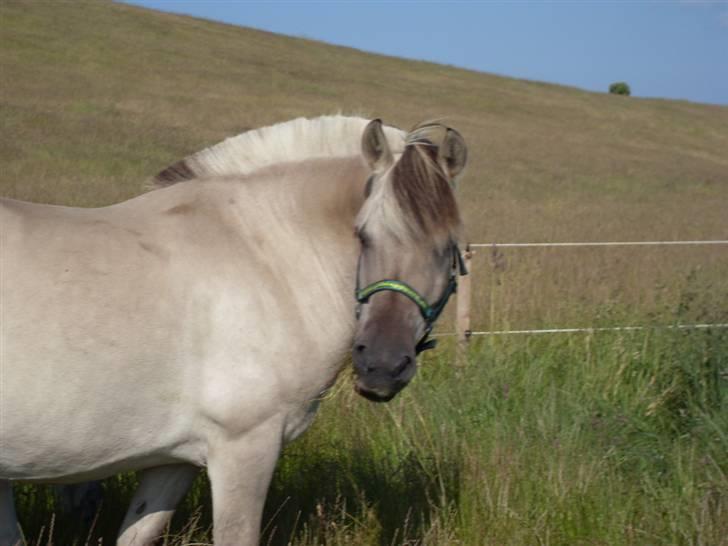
top-left (356, 229), bottom-right (371, 248)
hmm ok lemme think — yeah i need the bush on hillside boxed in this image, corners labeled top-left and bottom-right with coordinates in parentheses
top-left (609, 82), bottom-right (631, 96)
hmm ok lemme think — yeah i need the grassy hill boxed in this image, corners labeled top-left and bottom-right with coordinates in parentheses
top-left (2, 3), bottom-right (727, 545)
top-left (2, 1), bottom-right (727, 239)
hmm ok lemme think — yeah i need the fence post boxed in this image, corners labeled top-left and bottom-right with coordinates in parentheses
top-left (455, 245), bottom-right (473, 364)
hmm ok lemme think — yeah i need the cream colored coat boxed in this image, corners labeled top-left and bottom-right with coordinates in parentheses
top-left (0, 116), bottom-right (465, 545)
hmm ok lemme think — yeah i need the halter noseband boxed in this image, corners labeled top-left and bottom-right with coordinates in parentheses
top-left (355, 243), bottom-right (468, 354)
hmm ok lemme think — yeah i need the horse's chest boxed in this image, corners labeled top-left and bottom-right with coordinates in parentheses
top-left (196, 281), bottom-right (354, 439)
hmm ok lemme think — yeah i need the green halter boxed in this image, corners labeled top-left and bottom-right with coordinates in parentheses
top-left (355, 243), bottom-right (467, 354)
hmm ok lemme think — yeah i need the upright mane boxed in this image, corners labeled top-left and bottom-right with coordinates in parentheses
top-left (153, 115), bottom-right (406, 188)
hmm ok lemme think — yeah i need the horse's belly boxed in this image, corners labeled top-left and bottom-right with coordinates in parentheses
top-left (1, 304), bottom-right (204, 480)
top-left (0, 409), bottom-right (204, 482)
top-left (0, 363), bottom-right (204, 480)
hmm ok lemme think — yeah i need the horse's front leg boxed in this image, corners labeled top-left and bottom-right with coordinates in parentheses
top-left (208, 424), bottom-right (282, 545)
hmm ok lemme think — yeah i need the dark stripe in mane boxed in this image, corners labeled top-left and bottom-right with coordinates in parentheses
top-left (391, 142), bottom-right (460, 239)
top-left (155, 159), bottom-right (197, 187)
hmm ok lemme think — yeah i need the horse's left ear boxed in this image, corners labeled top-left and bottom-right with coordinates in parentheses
top-left (362, 119), bottom-right (394, 172)
top-left (438, 128), bottom-right (467, 180)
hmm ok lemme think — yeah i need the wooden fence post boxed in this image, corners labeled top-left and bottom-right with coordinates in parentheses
top-left (456, 245), bottom-right (473, 365)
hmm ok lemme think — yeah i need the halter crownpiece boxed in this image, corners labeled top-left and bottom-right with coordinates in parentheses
top-left (355, 243), bottom-right (468, 354)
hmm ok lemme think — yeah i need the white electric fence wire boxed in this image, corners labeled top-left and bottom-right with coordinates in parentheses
top-left (433, 324), bottom-right (728, 338)
top-left (469, 240), bottom-right (728, 248)
top-left (442, 239), bottom-right (728, 338)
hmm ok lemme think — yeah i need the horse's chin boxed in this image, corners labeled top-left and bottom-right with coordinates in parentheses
top-left (354, 382), bottom-right (399, 403)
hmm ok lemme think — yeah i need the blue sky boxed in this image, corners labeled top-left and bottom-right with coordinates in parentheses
top-left (123, 1), bottom-right (728, 105)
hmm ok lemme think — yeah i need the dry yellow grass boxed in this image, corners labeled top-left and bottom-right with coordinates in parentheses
top-left (1, 0), bottom-right (727, 329)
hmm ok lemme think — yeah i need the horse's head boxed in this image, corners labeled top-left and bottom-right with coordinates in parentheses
top-left (352, 119), bottom-right (467, 402)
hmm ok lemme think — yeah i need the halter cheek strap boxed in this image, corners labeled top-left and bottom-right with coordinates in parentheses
top-left (355, 244), bottom-right (467, 354)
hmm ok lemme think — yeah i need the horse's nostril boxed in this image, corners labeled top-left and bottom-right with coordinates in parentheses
top-left (392, 355), bottom-right (413, 378)
top-left (355, 344), bottom-right (366, 354)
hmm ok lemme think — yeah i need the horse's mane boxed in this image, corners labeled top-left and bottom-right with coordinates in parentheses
top-left (152, 115), bottom-right (407, 188)
top-left (152, 115), bottom-right (462, 245)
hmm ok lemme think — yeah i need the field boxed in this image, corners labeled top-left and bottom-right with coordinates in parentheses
top-left (1, 1), bottom-right (727, 544)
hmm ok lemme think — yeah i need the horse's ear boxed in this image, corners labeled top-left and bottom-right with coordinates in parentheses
top-left (362, 119), bottom-right (393, 171)
top-left (438, 128), bottom-right (467, 180)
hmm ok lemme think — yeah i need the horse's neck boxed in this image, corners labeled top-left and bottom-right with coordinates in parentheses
top-left (232, 155), bottom-right (369, 364)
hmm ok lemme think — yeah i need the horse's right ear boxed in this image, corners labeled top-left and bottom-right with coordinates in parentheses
top-left (439, 127), bottom-right (468, 180)
top-left (362, 119), bottom-right (393, 171)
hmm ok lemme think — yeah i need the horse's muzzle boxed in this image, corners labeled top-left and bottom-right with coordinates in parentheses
top-left (352, 343), bottom-right (416, 402)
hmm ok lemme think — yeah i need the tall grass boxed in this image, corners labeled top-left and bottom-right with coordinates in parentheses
top-left (16, 328), bottom-right (727, 545)
top-left (468, 245), bottom-right (728, 332)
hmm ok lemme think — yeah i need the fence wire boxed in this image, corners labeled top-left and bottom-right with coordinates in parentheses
top-left (469, 240), bottom-right (728, 248)
top-left (448, 239), bottom-right (728, 338)
top-left (434, 323), bottom-right (728, 338)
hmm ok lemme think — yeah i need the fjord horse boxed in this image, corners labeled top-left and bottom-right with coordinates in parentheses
top-left (0, 116), bottom-right (467, 545)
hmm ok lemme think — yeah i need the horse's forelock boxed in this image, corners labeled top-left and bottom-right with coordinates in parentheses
top-left (390, 140), bottom-right (461, 243)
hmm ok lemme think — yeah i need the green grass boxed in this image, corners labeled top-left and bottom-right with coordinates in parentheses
top-left (16, 329), bottom-right (728, 545)
top-left (2, 1), bottom-right (727, 544)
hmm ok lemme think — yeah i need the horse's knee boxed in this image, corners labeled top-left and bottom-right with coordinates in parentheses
top-left (117, 511), bottom-right (172, 546)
